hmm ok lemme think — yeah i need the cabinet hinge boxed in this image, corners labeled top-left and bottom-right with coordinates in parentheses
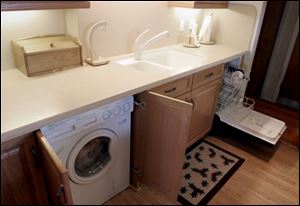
top-left (134, 100), bottom-right (146, 110)
top-left (130, 166), bottom-right (143, 176)
top-left (56, 184), bottom-right (66, 205)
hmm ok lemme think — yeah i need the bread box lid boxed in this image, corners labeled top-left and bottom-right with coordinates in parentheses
top-left (13, 34), bottom-right (81, 55)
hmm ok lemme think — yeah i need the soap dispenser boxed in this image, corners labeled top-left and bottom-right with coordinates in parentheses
top-left (183, 20), bottom-right (200, 48)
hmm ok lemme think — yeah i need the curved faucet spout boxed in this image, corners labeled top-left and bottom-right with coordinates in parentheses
top-left (85, 20), bottom-right (110, 66)
top-left (134, 30), bottom-right (170, 60)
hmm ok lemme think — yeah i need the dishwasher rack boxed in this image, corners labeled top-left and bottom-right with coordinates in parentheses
top-left (216, 63), bottom-right (254, 117)
top-left (215, 61), bottom-right (286, 145)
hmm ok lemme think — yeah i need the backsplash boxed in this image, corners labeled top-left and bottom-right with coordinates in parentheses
top-left (77, 1), bottom-right (201, 59)
top-left (1, 1), bottom-right (260, 71)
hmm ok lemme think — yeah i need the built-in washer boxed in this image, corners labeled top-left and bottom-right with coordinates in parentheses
top-left (40, 96), bottom-right (134, 205)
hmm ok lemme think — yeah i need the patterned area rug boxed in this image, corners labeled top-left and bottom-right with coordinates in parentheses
top-left (177, 139), bottom-right (244, 205)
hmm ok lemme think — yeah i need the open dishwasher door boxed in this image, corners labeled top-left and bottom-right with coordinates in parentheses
top-left (215, 62), bottom-right (287, 145)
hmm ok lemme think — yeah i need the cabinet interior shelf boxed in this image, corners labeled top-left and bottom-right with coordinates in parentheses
top-left (1, 1), bottom-right (90, 11)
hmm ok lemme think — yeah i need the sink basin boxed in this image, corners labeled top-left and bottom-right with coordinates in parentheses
top-left (116, 58), bottom-right (173, 73)
top-left (115, 49), bottom-right (206, 73)
top-left (143, 50), bottom-right (206, 69)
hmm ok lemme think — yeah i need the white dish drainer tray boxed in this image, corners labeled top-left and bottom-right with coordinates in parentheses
top-left (215, 62), bottom-right (286, 145)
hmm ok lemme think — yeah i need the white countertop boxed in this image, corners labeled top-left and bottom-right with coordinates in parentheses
top-left (1, 44), bottom-right (248, 142)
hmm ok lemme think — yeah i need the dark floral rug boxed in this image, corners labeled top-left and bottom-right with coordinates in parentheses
top-left (177, 138), bottom-right (244, 205)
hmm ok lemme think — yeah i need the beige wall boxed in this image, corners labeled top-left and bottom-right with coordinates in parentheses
top-left (204, 4), bottom-right (256, 51)
top-left (77, 1), bottom-right (201, 59)
top-left (1, 1), bottom-right (259, 71)
top-left (1, 10), bottom-right (66, 70)
top-left (78, 2), bottom-right (257, 61)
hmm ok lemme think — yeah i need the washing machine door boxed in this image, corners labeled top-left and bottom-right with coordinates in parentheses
top-left (67, 129), bottom-right (119, 184)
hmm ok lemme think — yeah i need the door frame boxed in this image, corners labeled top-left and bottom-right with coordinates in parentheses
top-left (260, 1), bottom-right (299, 102)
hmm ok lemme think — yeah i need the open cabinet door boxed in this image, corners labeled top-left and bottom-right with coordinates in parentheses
top-left (131, 91), bottom-right (192, 200)
top-left (36, 130), bottom-right (73, 205)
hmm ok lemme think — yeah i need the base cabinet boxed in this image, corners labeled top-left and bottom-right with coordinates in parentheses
top-left (1, 133), bottom-right (48, 205)
top-left (1, 132), bottom-right (73, 205)
top-left (36, 131), bottom-right (73, 205)
top-left (152, 64), bottom-right (224, 146)
top-left (175, 79), bottom-right (221, 146)
top-left (188, 79), bottom-right (221, 146)
top-left (131, 64), bottom-right (224, 200)
top-left (131, 92), bottom-right (193, 200)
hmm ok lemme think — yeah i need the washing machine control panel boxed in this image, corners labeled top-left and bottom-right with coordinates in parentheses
top-left (102, 110), bottom-right (112, 120)
top-left (100, 100), bottom-right (133, 122)
top-left (41, 96), bottom-right (134, 142)
top-left (113, 105), bottom-right (121, 116)
top-left (122, 102), bottom-right (131, 112)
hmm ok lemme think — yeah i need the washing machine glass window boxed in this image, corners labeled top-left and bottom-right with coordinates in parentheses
top-left (75, 136), bottom-right (111, 178)
top-left (67, 129), bottom-right (119, 184)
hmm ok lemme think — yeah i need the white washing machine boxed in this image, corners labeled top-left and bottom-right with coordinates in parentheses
top-left (40, 96), bottom-right (134, 205)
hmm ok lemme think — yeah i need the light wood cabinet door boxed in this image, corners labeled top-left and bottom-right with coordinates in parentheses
top-left (176, 91), bottom-right (192, 103)
top-left (188, 79), bottom-right (221, 146)
top-left (1, 133), bottom-right (48, 205)
top-left (131, 92), bottom-right (192, 200)
top-left (36, 130), bottom-right (73, 205)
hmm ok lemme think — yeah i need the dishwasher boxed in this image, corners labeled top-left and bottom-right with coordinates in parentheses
top-left (214, 58), bottom-right (287, 145)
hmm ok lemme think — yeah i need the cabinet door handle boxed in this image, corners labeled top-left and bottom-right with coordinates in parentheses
top-left (31, 146), bottom-right (40, 169)
top-left (190, 98), bottom-right (195, 110)
top-left (164, 87), bottom-right (176, 93)
top-left (205, 72), bottom-right (214, 78)
top-left (56, 184), bottom-right (65, 205)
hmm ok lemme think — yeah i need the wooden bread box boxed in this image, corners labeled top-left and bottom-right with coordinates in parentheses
top-left (12, 34), bottom-right (83, 77)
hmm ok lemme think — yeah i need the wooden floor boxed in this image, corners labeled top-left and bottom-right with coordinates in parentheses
top-left (105, 184), bottom-right (178, 205)
top-left (106, 135), bottom-right (299, 205)
top-left (206, 136), bottom-right (299, 205)
top-left (106, 99), bottom-right (299, 205)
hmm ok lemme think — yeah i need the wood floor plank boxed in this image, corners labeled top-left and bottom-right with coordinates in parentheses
top-left (105, 135), bottom-right (299, 205)
top-left (206, 136), bottom-right (299, 205)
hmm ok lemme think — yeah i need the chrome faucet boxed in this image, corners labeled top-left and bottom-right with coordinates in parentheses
top-left (134, 30), bottom-right (170, 60)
